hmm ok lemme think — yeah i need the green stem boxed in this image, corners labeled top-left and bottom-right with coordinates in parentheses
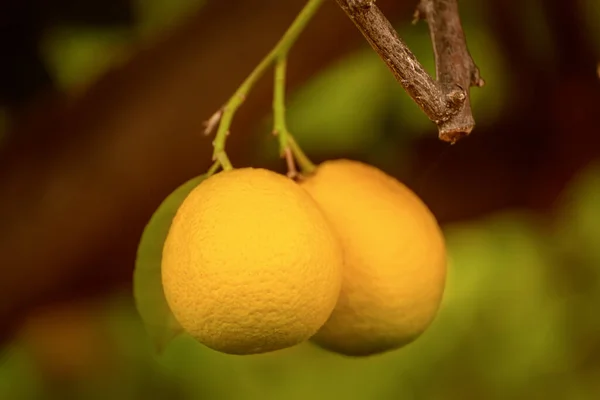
top-left (211, 0), bottom-right (324, 167)
top-left (273, 56), bottom-right (289, 155)
top-left (273, 56), bottom-right (316, 175)
top-left (206, 160), bottom-right (221, 177)
top-left (288, 135), bottom-right (316, 175)
top-left (215, 152), bottom-right (233, 171)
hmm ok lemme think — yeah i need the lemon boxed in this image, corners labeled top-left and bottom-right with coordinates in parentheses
top-left (161, 168), bottom-right (343, 355)
top-left (300, 159), bottom-right (447, 356)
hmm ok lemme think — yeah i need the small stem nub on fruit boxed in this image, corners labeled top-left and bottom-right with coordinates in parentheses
top-left (215, 151), bottom-right (233, 171)
top-left (287, 135), bottom-right (316, 175)
top-left (283, 148), bottom-right (298, 178)
top-left (206, 160), bottom-right (221, 176)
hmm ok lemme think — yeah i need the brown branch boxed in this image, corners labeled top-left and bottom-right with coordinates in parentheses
top-left (336, 0), bottom-right (484, 142)
top-left (339, 0), bottom-right (449, 124)
top-left (415, 0), bottom-right (484, 140)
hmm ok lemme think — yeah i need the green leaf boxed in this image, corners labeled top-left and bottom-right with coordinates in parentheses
top-left (133, 175), bottom-right (207, 353)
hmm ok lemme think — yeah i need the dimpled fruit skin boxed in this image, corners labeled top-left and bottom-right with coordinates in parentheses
top-left (161, 168), bottom-right (343, 355)
top-left (300, 159), bottom-right (447, 356)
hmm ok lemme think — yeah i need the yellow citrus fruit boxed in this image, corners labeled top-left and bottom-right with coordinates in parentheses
top-left (300, 159), bottom-right (447, 356)
top-left (161, 168), bottom-right (343, 355)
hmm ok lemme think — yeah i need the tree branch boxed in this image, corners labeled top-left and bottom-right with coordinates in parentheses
top-left (415, 0), bottom-right (484, 140)
top-left (336, 0), bottom-right (484, 142)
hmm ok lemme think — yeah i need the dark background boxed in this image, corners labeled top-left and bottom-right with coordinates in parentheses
top-left (1, 1), bottom-right (600, 398)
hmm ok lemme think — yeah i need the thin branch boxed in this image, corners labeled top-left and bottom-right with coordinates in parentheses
top-left (208, 0), bottom-right (324, 169)
top-left (336, 0), bottom-right (484, 143)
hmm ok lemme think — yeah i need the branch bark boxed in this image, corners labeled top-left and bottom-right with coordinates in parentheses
top-left (415, 0), bottom-right (484, 140)
top-left (336, 0), bottom-right (484, 142)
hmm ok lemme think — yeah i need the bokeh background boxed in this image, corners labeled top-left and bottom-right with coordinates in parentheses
top-left (1, 0), bottom-right (600, 399)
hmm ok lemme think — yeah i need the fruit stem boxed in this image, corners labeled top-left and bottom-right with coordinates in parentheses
top-left (215, 151), bottom-right (233, 171)
top-left (209, 0), bottom-right (324, 169)
top-left (273, 56), bottom-right (317, 176)
top-left (288, 134), bottom-right (316, 175)
top-left (206, 160), bottom-right (221, 176)
top-left (273, 56), bottom-right (289, 157)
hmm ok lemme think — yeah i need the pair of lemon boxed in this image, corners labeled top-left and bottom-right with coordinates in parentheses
top-left (161, 159), bottom-right (446, 357)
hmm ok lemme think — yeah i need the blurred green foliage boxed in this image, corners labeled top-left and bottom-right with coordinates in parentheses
top-left (555, 162), bottom-right (600, 269)
top-left (40, 0), bottom-right (206, 92)
top-left (286, 50), bottom-right (396, 155)
top-left (0, 345), bottom-right (44, 399)
top-left (41, 27), bottom-right (133, 90)
top-left (133, 0), bottom-right (205, 38)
